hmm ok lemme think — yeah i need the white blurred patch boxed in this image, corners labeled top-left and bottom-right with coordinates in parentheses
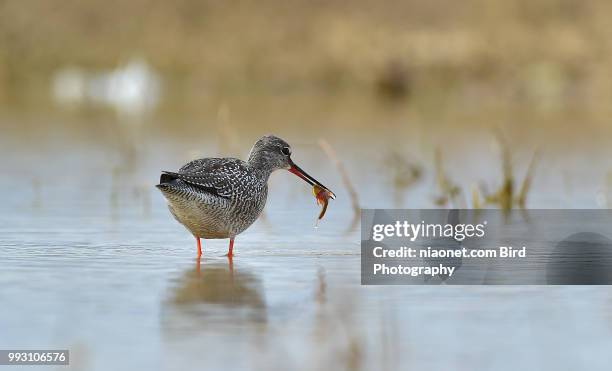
top-left (51, 58), bottom-right (161, 117)
top-left (52, 67), bottom-right (86, 105)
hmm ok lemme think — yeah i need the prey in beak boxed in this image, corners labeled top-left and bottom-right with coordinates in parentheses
top-left (288, 157), bottom-right (336, 225)
top-left (288, 158), bottom-right (336, 199)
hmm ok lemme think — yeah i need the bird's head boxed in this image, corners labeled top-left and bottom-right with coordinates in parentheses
top-left (248, 135), bottom-right (336, 199)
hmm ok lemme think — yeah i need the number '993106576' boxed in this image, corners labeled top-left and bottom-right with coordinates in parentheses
top-left (0, 350), bottom-right (69, 365)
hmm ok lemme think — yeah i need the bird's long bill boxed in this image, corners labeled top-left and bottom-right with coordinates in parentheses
top-left (288, 160), bottom-right (336, 199)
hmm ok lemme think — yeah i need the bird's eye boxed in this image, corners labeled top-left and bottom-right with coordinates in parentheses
top-left (281, 147), bottom-right (291, 156)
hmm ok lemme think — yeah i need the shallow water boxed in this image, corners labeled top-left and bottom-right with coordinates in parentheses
top-left (2, 106), bottom-right (612, 370)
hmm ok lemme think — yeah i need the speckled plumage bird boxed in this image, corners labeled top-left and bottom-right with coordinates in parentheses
top-left (156, 135), bottom-right (336, 258)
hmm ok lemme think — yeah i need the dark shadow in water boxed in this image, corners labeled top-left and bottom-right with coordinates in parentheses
top-left (160, 257), bottom-right (267, 336)
top-left (546, 232), bottom-right (612, 284)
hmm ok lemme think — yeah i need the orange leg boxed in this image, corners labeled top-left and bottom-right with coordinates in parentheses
top-left (195, 255), bottom-right (201, 276)
top-left (196, 237), bottom-right (202, 258)
top-left (226, 238), bottom-right (234, 258)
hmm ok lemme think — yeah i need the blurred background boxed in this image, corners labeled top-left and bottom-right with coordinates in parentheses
top-left (2, 1), bottom-right (612, 370)
top-left (3, 0), bottom-right (612, 208)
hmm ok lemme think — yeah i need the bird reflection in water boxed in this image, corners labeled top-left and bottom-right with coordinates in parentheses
top-left (161, 256), bottom-right (267, 335)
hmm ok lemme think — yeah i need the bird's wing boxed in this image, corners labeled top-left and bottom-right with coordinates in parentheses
top-left (161, 158), bottom-right (247, 199)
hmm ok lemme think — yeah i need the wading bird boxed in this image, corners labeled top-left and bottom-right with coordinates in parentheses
top-left (157, 135), bottom-right (335, 258)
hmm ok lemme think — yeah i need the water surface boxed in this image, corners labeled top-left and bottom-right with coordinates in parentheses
top-left (2, 106), bottom-right (612, 370)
